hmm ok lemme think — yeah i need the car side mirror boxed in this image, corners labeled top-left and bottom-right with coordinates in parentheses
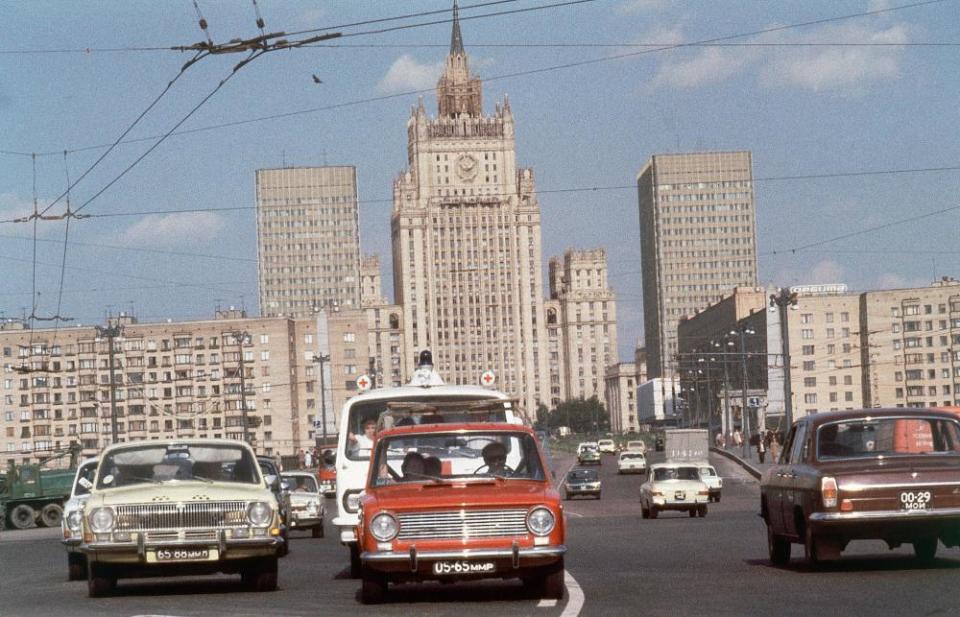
top-left (264, 473), bottom-right (277, 487)
top-left (78, 477), bottom-right (94, 490)
top-left (280, 479), bottom-right (291, 492)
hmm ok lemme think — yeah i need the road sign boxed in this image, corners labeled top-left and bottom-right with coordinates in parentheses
top-left (312, 420), bottom-right (322, 429)
top-left (480, 370), bottom-right (496, 387)
top-left (356, 374), bottom-right (372, 391)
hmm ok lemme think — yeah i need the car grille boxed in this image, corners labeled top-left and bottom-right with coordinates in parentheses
top-left (397, 509), bottom-right (529, 540)
top-left (114, 501), bottom-right (248, 532)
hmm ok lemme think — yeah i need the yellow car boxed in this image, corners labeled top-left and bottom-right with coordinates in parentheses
top-left (80, 439), bottom-right (283, 596)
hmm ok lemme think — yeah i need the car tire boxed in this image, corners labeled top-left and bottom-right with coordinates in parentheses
top-left (278, 530), bottom-right (289, 557)
top-left (689, 509), bottom-right (697, 518)
top-left (767, 524), bottom-right (791, 566)
top-left (715, 495), bottom-right (721, 503)
top-left (360, 567), bottom-right (387, 604)
top-left (641, 506), bottom-right (649, 519)
top-left (698, 506), bottom-right (707, 518)
top-left (87, 563), bottom-right (116, 598)
top-left (913, 538), bottom-right (938, 562)
top-left (349, 544), bottom-right (363, 578)
top-left (68, 553), bottom-right (88, 581)
top-left (595, 492), bottom-right (601, 500)
top-left (245, 556), bottom-right (279, 592)
top-left (538, 558), bottom-right (565, 600)
top-left (312, 525), bottom-right (324, 538)
top-left (40, 503), bottom-right (63, 528)
top-left (649, 506), bottom-right (658, 519)
top-left (804, 526), bottom-right (822, 566)
top-left (9, 504), bottom-right (36, 530)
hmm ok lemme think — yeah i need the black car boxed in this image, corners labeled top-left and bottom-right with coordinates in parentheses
top-left (257, 455), bottom-right (291, 557)
top-left (563, 468), bottom-right (602, 500)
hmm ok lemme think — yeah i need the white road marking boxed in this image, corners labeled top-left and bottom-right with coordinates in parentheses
top-left (537, 599), bottom-right (558, 607)
top-left (555, 460), bottom-right (578, 490)
top-left (559, 570), bottom-right (585, 617)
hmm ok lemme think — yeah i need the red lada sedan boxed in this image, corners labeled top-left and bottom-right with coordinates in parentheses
top-left (356, 422), bottom-right (566, 604)
top-left (761, 408), bottom-right (960, 566)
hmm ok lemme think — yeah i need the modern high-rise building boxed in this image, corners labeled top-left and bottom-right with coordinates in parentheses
top-left (638, 151), bottom-right (758, 379)
top-left (548, 249), bottom-right (618, 404)
top-left (391, 5), bottom-right (549, 414)
top-left (256, 166), bottom-right (361, 318)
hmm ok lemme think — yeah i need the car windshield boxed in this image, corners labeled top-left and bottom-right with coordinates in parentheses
top-left (73, 462), bottom-right (98, 496)
top-left (653, 466), bottom-right (700, 481)
top-left (621, 453), bottom-right (644, 460)
top-left (344, 397), bottom-right (510, 462)
top-left (284, 474), bottom-right (318, 493)
top-left (96, 443), bottom-right (259, 488)
top-left (818, 417), bottom-right (960, 460)
top-left (370, 430), bottom-right (545, 486)
top-left (568, 470), bottom-right (598, 481)
top-left (699, 467), bottom-right (716, 477)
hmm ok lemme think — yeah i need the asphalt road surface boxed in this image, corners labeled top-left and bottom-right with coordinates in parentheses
top-left (2, 451), bottom-right (959, 616)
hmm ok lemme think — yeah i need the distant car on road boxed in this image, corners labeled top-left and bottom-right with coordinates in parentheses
top-left (577, 444), bottom-right (601, 466)
top-left (563, 468), bottom-right (601, 500)
top-left (61, 458), bottom-right (98, 581)
top-left (624, 440), bottom-right (647, 454)
top-left (640, 463), bottom-right (710, 519)
top-left (697, 464), bottom-right (722, 502)
top-left (761, 408), bottom-right (960, 567)
top-left (617, 451), bottom-right (647, 474)
top-left (282, 471), bottom-right (325, 538)
top-left (597, 439), bottom-right (616, 455)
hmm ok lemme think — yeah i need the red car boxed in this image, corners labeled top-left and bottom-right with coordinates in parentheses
top-left (761, 408), bottom-right (960, 566)
top-left (355, 422), bottom-right (566, 604)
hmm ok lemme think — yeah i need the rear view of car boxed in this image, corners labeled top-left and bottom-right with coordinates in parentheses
top-left (698, 465), bottom-right (722, 502)
top-left (597, 439), bottom-right (616, 455)
top-left (617, 451), bottom-right (647, 474)
top-left (563, 469), bottom-right (601, 499)
top-left (640, 463), bottom-right (710, 519)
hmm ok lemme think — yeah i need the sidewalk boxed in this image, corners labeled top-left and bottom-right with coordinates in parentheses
top-left (711, 446), bottom-right (775, 480)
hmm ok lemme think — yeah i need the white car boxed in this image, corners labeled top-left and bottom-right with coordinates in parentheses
top-left (577, 441), bottom-right (598, 455)
top-left (640, 463), bottom-right (710, 519)
top-left (597, 439), bottom-right (616, 455)
top-left (697, 464), bottom-right (723, 502)
top-left (624, 440), bottom-right (647, 454)
top-left (282, 472), bottom-right (326, 538)
top-left (62, 458), bottom-right (99, 581)
top-left (617, 451), bottom-right (647, 474)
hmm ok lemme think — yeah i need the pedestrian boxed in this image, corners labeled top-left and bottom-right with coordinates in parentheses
top-left (297, 449), bottom-right (305, 469)
top-left (304, 448), bottom-right (313, 469)
top-left (770, 434), bottom-right (781, 463)
top-left (715, 431), bottom-right (723, 448)
top-left (757, 433), bottom-right (767, 463)
top-left (733, 429), bottom-right (742, 448)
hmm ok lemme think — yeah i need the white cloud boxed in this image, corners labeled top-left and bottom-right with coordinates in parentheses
top-left (0, 192), bottom-right (61, 237)
top-left (377, 55), bottom-right (445, 94)
top-left (638, 24), bottom-right (685, 47)
top-left (759, 23), bottom-right (909, 92)
top-left (119, 212), bottom-right (225, 247)
top-left (806, 259), bottom-right (846, 285)
top-left (652, 47), bottom-right (753, 89)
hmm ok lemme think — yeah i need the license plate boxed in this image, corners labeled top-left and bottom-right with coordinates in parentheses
top-left (900, 490), bottom-right (932, 511)
top-left (675, 491), bottom-right (686, 500)
top-left (155, 547), bottom-right (212, 562)
top-left (431, 560), bottom-right (496, 575)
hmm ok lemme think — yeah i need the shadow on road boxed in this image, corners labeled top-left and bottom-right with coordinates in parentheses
top-left (744, 554), bottom-right (960, 574)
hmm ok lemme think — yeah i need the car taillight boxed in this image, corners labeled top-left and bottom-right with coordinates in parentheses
top-left (821, 476), bottom-right (838, 508)
top-left (651, 491), bottom-right (663, 497)
top-left (698, 489), bottom-right (709, 496)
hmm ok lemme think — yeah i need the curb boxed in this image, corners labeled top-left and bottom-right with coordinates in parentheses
top-left (710, 447), bottom-right (762, 480)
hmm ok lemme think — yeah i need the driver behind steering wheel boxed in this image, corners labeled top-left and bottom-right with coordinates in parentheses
top-left (479, 441), bottom-right (510, 475)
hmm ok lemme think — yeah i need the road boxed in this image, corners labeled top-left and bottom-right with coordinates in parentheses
top-left (2, 451), bottom-right (959, 616)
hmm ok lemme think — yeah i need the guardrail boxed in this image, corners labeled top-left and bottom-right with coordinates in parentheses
top-left (710, 447), bottom-right (762, 480)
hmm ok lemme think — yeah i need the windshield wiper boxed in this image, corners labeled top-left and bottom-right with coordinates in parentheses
top-left (186, 475), bottom-right (215, 483)
top-left (117, 476), bottom-right (163, 485)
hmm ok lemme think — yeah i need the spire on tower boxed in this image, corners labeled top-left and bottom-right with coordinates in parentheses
top-left (450, 1), bottom-right (465, 56)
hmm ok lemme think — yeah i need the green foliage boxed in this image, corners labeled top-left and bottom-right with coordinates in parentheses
top-left (548, 396), bottom-right (609, 434)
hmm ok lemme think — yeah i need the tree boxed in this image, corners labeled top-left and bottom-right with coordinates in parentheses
top-left (534, 403), bottom-right (551, 430)
top-left (550, 396), bottom-right (608, 434)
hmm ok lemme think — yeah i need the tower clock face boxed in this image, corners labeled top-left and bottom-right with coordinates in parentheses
top-left (456, 154), bottom-right (479, 181)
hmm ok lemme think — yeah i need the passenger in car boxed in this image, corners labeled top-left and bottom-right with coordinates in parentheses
top-left (401, 452), bottom-right (426, 480)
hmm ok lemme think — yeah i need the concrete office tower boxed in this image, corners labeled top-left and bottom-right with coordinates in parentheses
top-left (638, 151), bottom-right (758, 379)
top-left (391, 4), bottom-right (549, 414)
top-left (360, 255), bottom-right (406, 389)
top-left (257, 166), bottom-right (361, 318)
top-left (549, 249), bottom-right (618, 404)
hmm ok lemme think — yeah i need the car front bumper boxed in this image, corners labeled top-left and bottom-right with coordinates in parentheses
top-left (289, 513), bottom-right (324, 528)
top-left (81, 530), bottom-right (282, 565)
top-left (362, 544), bottom-right (567, 576)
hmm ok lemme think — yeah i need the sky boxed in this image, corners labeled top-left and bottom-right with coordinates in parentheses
top-left (1, 0), bottom-right (959, 362)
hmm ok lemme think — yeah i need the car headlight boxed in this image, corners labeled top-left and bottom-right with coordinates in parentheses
top-left (247, 501), bottom-right (273, 527)
top-left (67, 510), bottom-right (83, 532)
top-left (370, 513), bottom-right (399, 542)
top-left (89, 507), bottom-right (115, 533)
top-left (526, 507), bottom-right (556, 537)
top-left (343, 490), bottom-right (362, 514)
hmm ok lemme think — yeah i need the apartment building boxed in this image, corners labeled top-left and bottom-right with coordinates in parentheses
top-left (361, 255), bottom-right (406, 390)
top-left (605, 362), bottom-right (638, 433)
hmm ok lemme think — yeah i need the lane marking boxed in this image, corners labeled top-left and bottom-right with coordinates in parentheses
top-left (537, 599), bottom-right (558, 608)
top-left (555, 459), bottom-right (578, 490)
top-left (559, 570), bottom-right (585, 617)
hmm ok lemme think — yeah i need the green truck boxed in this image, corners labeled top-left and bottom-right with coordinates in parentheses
top-left (0, 444), bottom-right (81, 530)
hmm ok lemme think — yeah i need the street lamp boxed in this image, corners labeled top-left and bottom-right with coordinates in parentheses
top-left (228, 331), bottom-right (252, 445)
top-left (730, 327), bottom-right (756, 461)
top-left (312, 353), bottom-right (330, 448)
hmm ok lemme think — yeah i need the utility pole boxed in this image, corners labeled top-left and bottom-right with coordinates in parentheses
top-left (96, 323), bottom-right (123, 444)
top-left (770, 289), bottom-right (799, 429)
top-left (232, 331), bottom-right (251, 445)
top-left (313, 353), bottom-right (330, 448)
top-left (733, 327), bottom-right (756, 460)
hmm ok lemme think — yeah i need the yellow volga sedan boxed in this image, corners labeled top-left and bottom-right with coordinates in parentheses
top-left (80, 439), bottom-right (283, 596)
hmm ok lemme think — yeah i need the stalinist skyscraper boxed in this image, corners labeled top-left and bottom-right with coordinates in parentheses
top-left (391, 2), bottom-right (549, 415)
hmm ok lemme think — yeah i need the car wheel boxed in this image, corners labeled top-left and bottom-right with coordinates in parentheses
top-left (804, 526), bottom-right (822, 566)
top-left (278, 530), bottom-right (290, 557)
top-left (9, 504), bottom-right (36, 530)
top-left (649, 506), bottom-right (658, 519)
top-left (312, 525), bottom-right (324, 539)
top-left (349, 544), bottom-right (363, 578)
top-left (698, 506), bottom-right (707, 518)
top-left (913, 538), bottom-right (938, 562)
top-left (641, 506), bottom-right (649, 519)
top-left (715, 495), bottom-right (721, 503)
top-left (68, 553), bottom-right (88, 581)
top-left (689, 509), bottom-right (697, 518)
top-left (245, 556), bottom-right (278, 592)
top-left (596, 492), bottom-right (601, 500)
top-left (767, 524), bottom-right (791, 566)
top-left (360, 567), bottom-right (388, 604)
top-left (87, 563), bottom-right (116, 598)
top-left (538, 557), bottom-right (565, 600)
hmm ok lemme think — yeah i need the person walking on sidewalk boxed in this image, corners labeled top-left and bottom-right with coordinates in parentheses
top-left (756, 433), bottom-right (767, 463)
